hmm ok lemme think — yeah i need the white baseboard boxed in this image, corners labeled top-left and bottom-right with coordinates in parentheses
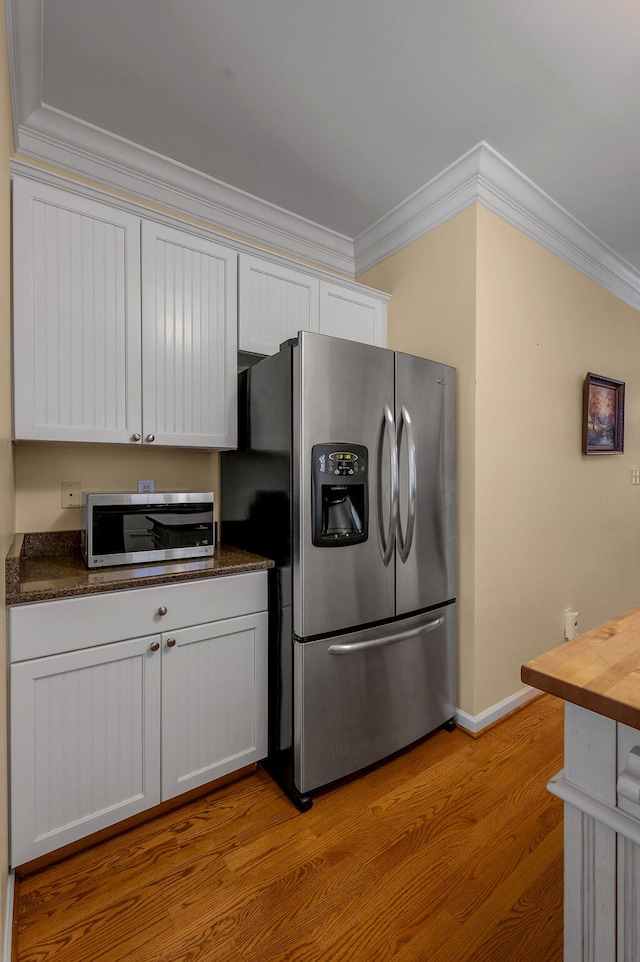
top-left (3, 871), bottom-right (14, 962)
top-left (455, 685), bottom-right (540, 735)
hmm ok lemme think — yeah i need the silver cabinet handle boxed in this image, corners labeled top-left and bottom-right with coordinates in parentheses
top-left (396, 404), bottom-right (417, 564)
top-left (145, 434), bottom-right (155, 443)
top-left (130, 433), bottom-right (141, 442)
top-left (329, 617), bottom-right (444, 654)
top-left (157, 606), bottom-right (167, 616)
top-left (376, 402), bottom-right (398, 567)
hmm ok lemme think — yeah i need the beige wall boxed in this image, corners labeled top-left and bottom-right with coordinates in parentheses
top-left (360, 203), bottom-right (640, 718)
top-left (0, 0), bottom-right (13, 940)
top-left (474, 206), bottom-right (640, 713)
top-left (15, 445), bottom-right (220, 532)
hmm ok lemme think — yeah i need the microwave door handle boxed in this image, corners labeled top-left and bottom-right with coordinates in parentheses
top-left (396, 404), bottom-right (417, 564)
top-left (376, 402), bottom-right (398, 567)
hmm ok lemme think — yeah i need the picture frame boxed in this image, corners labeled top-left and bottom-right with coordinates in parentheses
top-left (583, 372), bottom-right (625, 455)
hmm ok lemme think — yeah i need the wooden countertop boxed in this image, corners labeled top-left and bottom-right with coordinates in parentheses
top-left (521, 605), bottom-right (640, 729)
top-left (6, 531), bottom-right (274, 606)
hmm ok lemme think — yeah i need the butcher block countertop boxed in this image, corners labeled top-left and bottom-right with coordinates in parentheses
top-left (521, 605), bottom-right (640, 730)
top-left (6, 531), bottom-right (274, 606)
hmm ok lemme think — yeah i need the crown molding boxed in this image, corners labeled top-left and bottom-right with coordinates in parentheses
top-left (15, 105), bottom-right (356, 276)
top-left (6, 1), bottom-right (640, 310)
top-left (5, 0), bottom-right (353, 273)
top-left (355, 142), bottom-right (640, 312)
top-left (10, 158), bottom-right (392, 302)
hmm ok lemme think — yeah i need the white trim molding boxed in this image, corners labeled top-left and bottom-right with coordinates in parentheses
top-left (455, 685), bottom-right (540, 735)
top-left (6, 2), bottom-right (640, 309)
top-left (355, 142), bottom-right (640, 312)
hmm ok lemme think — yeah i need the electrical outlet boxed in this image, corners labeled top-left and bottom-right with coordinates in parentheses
top-left (61, 481), bottom-right (81, 509)
top-left (564, 609), bottom-right (579, 641)
top-left (137, 479), bottom-right (155, 493)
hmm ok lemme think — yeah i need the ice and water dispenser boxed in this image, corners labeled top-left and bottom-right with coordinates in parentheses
top-left (311, 443), bottom-right (368, 546)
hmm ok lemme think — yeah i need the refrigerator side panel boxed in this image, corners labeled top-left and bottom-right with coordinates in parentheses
top-left (395, 353), bottom-right (456, 615)
top-left (294, 332), bottom-right (396, 638)
top-left (221, 349), bottom-right (294, 761)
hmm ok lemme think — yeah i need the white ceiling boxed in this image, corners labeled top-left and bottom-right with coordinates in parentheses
top-left (7, 0), bottom-right (640, 282)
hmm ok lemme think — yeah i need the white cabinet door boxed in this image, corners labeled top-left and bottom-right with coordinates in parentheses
top-left (13, 177), bottom-right (142, 443)
top-left (238, 254), bottom-right (319, 355)
top-left (319, 280), bottom-right (387, 347)
top-left (142, 222), bottom-right (237, 448)
top-left (161, 611), bottom-right (268, 800)
top-left (10, 634), bottom-right (161, 866)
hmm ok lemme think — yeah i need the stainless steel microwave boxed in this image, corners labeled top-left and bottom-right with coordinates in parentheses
top-left (82, 492), bottom-right (215, 568)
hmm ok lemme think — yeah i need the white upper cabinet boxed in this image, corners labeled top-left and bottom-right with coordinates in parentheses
top-left (13, 177), bottom-right (237, 449)
top-left (142, 222), bottom-right (237, 448)
top-left (238, 253), bottom-right (387, 355)
top-left (13, 174), bottom-right (387, 447)
top-left (239, 254), bottom-right (319, 356)
top-left (319, 280), bottom-right (386, 347)
top-left (13, 177), bottom-right (142, 444)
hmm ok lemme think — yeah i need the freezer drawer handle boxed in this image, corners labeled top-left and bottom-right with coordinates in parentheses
top-left (376, 402), bottom-right (399, 567)
top-left (328, 617), bottom-right (444, 654)
top-left (396, 404), bottom-right (417, 564)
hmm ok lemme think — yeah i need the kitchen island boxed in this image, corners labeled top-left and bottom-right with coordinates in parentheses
top-left (522, 607), bottom-right (640, 962)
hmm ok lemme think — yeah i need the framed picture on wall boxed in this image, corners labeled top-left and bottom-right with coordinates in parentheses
top-left (583, 372), bottom-right (625, 454)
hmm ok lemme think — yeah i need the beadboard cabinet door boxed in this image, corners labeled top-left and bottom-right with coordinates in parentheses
top-left (13, 177), bottom-right (142, 443)
top-left (238, 254), bottom-right (319, 355)
top-left (10, 634), bottom-right (161, 866)
top-left (319, 280), bottom-right (386, 347)
top-left (142, 222), bottom-right (237, 449)
top-left (161, 611), bottom-right (268, 800)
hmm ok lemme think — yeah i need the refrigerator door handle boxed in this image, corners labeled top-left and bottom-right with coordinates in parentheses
top-left (396, 404), bottom-right (417, 564)
top-left (376, 402), bottom-right (399, 566)
top-left (328, 616), bottom-right (444, 654)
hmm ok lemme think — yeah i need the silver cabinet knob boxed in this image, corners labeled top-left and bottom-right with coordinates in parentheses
top-left (157, 606), bottom-right (167, 616)
top-left (166, 638), bottom-right (176, 648)
top-left (145, 434), bottom-right (155, 443)
top-left (149, 641), bottom-right (160, 652)
top-left (130, 433), bottom-right (142, 442)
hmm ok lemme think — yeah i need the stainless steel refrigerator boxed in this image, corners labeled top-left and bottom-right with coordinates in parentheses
top-left (222, 332), bottom-right (456, 809)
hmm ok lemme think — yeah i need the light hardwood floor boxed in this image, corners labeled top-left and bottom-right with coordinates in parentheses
top-left (13, 693), bottom-right (564, 961)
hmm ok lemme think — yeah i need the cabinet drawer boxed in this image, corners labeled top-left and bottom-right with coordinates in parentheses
top-left (9, 570), bottom-right (268, 662)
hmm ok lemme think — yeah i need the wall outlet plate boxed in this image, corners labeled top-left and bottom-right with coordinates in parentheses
top-left (137, 480), bottom-right (155, 493)
top-left (61, 481), bottom-right (81, 508)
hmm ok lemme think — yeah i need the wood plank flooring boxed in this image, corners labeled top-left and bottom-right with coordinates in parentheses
top-left (13, 694), bottom-right (564, 962)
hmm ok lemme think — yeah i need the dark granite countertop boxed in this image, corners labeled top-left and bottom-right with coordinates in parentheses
top-left (6, 531), bottom-right (274, 606)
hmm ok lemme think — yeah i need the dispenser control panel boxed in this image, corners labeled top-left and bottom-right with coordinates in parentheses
top-left (327, 450), bottom-right (366, 476)
top-left (311, 443), bottom-right (368, 547)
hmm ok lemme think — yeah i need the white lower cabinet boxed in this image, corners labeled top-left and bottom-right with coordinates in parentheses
top-left (9, 572), bottom-right (268, 866)
top-left (161, 614), bottom-right (268, 801)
